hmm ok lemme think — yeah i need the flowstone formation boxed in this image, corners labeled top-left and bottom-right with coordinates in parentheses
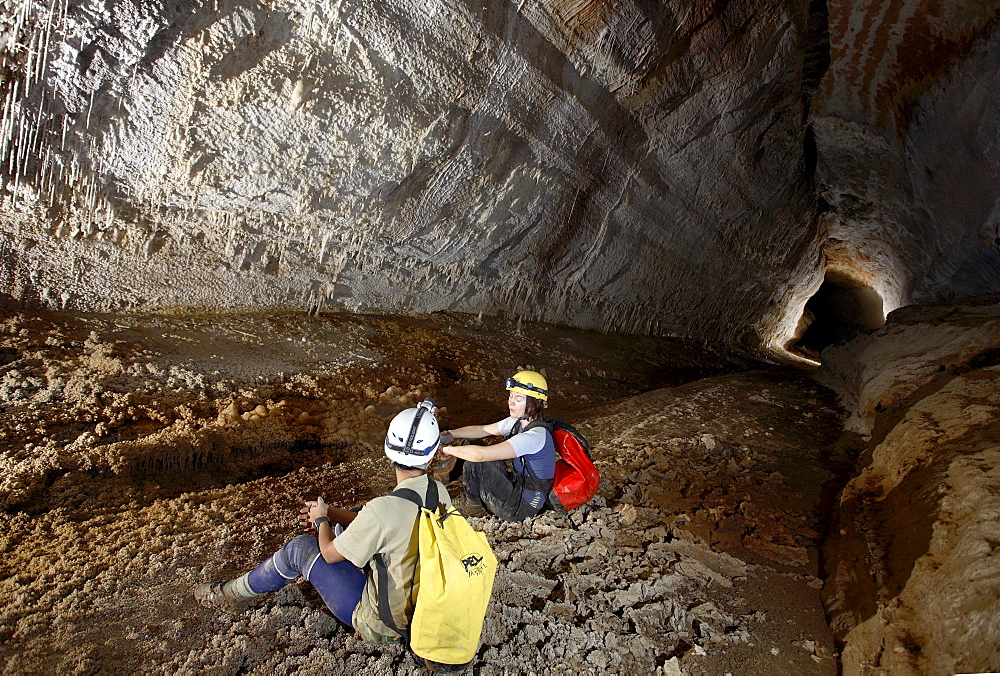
top-left (817, 298), bottom-right (1000, 674)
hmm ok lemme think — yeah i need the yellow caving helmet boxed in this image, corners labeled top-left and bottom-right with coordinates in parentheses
top-left (505, 370), bottom-right (549, 401)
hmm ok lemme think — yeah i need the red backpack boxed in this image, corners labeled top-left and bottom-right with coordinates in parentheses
top-left (523, 418), bottom-right (600, 511)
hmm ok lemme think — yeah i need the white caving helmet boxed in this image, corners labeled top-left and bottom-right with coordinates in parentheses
top-left (384, 398), bottom-right (441, 468)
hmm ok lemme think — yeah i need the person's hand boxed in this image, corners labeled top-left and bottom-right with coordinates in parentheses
top-left (298, 503), bottom-right (313, 529)
top-left (442, 445), bottom-right (456, 457)
top-left (440, 430), bottom-right (454, 445)
top-left (308, 496), bottom-right (329, 522)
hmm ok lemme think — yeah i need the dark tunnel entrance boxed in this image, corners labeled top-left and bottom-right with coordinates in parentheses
top-left (793, 272), bottom-right (885, 358)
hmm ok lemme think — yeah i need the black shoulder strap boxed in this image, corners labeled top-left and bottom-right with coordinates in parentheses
top-left (522, 417), bottom-right (554, 433)
top-left (374, 477), bottom-right (437, 641)
top-left (423, 474), bottom-right (439, 511)
top-left (389, 477), bottom-right (440, 510)
top-left (389, 487), bottom-right (422, 507)
top-left (374, 552), bottom-right (406, 639)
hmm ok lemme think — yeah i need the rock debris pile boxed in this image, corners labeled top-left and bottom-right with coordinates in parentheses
top-left (479, 500), bottom-right (754, 674)
top-left (164, 433), bottom-right (840, 676)
top-left (1, 309), bottom-right (847, 674)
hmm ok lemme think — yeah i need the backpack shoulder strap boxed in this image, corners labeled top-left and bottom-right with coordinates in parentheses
top-left (374, 481), bottom-right (433, 642)
top-left (532, 417), bottom-right (594, 460)
top-left (389, 475), bottom-right (440, 510)
top-left (522, 418), bottom-right (554, 433)
top-left (422, 475), bottom-right (439, 511)
top-left (388, 487), bottom-right (423, 507)
top-left (511, 425), bottom-right (559, 511)
top-left (374, 553), bottom-right (407, 640)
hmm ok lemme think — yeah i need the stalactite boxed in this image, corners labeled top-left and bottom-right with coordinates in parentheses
top-left (36, 0), bottom-right (57, 85)
top-left (4, 84), bottom-right (22, 176)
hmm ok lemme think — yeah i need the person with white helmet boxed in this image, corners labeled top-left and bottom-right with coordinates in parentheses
top-left (437, 370), bottom-right (555, 521)
top-left (194, 399), bottom-right (451, 646)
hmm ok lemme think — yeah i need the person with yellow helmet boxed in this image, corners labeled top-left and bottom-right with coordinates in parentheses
top-left (437, 370), bottom-right (555, 520)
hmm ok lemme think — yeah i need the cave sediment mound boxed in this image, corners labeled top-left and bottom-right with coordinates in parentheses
top-left (818, 298), bottom-right (1000, 674)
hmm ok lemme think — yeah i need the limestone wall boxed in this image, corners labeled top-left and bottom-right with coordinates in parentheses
top-left (1, 0), bottom-right (818, 346)
top-left (3, 1), bottom-right (999, 356)
top-left (817, 298), bottom-right (1000, 674)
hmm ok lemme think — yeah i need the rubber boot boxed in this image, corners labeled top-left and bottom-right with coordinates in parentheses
top-left (194, 573), bottom-right (259, 609)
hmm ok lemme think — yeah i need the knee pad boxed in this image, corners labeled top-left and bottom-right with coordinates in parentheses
top-left (247, 534), bottom-right (318, 593)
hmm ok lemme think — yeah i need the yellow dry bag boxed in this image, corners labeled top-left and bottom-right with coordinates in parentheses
top-left (374, 478), bottom-right (497, 670)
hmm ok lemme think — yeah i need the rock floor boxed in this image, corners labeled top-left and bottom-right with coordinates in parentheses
top-left (0, 310), bottom-right (847, 673)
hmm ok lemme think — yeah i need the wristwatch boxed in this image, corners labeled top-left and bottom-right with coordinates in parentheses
top-left (313, 516), bottom-right (332, 530)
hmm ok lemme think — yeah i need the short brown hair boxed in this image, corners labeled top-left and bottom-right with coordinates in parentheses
top-left (524, 396), bottom-right (546, 419)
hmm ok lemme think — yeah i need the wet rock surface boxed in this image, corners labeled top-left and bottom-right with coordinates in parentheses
top-left (0, 309), bottom-right (844, 674)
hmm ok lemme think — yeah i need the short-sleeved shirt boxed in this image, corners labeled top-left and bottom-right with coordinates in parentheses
top-left (498, 417), bottom-right (555, 507)
top-left (333, 474), bottom-right (452, 643)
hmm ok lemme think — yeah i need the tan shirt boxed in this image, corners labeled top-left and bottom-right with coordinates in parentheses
top-left (334, 474), bottom-right (452, 642)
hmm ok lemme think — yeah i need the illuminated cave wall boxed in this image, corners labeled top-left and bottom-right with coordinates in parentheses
top-left (2, 0), bottom-right (819, 352)
top-left (1, 0), bottom-right (998, 357)
top-left (792, 0), bottom-right (1000, 342)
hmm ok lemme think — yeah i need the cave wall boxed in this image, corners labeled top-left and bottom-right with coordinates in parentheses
top-left (3, 1), bottom-right (999, 354)
top-left (817, 298), bottom-right (1000, 673)
top-left (808, 0), bottom-right (1000, 317)
top-left (0, 0), bottom-right (820, 348)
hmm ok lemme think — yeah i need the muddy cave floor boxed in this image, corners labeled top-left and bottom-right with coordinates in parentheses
top-left (0, 310), bottom-right (851, 674)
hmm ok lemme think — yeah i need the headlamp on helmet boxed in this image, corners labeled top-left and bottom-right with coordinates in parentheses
top-left (505, 370), bottom-right (549, 401)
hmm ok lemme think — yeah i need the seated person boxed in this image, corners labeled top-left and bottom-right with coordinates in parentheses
top-left (438, 370), bottom-right (554, 521)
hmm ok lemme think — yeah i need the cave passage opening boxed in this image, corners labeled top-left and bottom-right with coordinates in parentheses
top-left (794, 271), bottom-right (885, 357)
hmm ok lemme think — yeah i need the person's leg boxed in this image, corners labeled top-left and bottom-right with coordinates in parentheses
top-left (195, 534), bottom-right (318, 607)
top-left (302, 556), bottom-right (366, 628)
top-left (463, 461), bottom-right (540, 521)
top-left (243, 533), bottom-right (316, 593)
top-left (462, 459), bottom-right (507, 503)
top-left (249, 534), bottom-right (366, 626)
top-left (485, 487), bottom-right (541, 522)
top-left (196, 535), bottom-right (366, 626)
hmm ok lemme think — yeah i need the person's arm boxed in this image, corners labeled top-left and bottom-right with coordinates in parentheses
top-left (443, 439), bottom-right (517, 462)
top-left (442, 421), bottom-right (502, 443)
top-left (298, 504), bottom-right (358, 529)
top-left (307, 497), bottom-right (347, 563)
top-left (327, 506), bottom-right (358, 527)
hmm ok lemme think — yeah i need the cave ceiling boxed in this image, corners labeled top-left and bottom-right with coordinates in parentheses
top-left (1, 0), bottom-right (998, 357)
